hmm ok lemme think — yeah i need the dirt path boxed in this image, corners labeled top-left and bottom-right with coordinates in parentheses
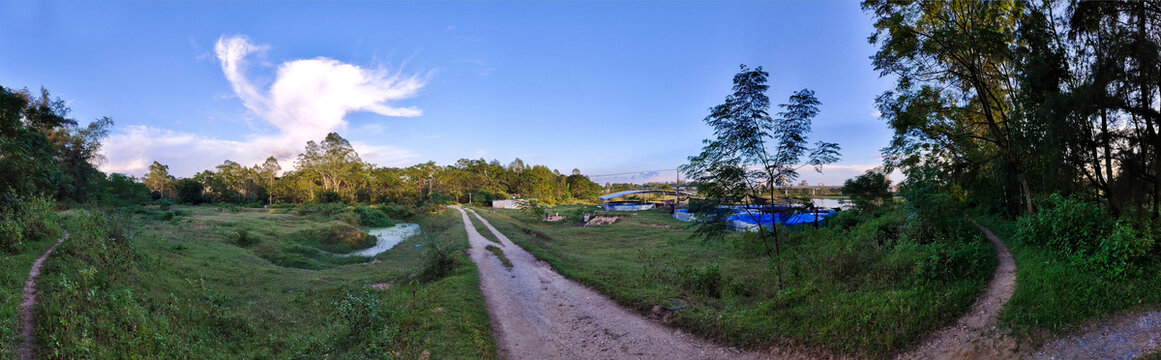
top-left (453, 206), bottom-right (808, 360)
top-left (895, 224), bottom-right (1019, 360)
top-left (18, 231), bottom-right (68, 360)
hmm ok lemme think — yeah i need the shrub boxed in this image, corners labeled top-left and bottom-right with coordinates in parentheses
top-left (174, 179), bottom-right (204, 204)
top-left (332, 287), bottom-right (392, 340)
top-left (317, 191), bottom-right (342, 204)
top-left (679, 263), bottom-right (723, 298)
top-left (354, 206), bottom-right (394, 227)
top-left (233, 229), bottom-right (259, 247)
top-left (1015, 194), bottom-right (1155, 278)
top-left (419, 232), bottom-right (459, 282)
top-left (377, 204), bottom-right (415, 220)
top-left (296, 222), bottom-right (374, 253)
top-left (843, 169), bottom-right (892, 213)
top-left (1, 196), bottom-right (61, 253)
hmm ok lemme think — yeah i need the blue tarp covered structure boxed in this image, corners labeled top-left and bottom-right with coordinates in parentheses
top-left (674, 207), bottom-right (837, 231)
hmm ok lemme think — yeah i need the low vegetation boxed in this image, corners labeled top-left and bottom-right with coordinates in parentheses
top-left (475, 206), bottom-right (994, 357)
top-left (29, 206), bottom-right (497, 359)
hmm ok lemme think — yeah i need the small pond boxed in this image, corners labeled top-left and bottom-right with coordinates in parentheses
top-left (347, 223), bottom-right (421, 257)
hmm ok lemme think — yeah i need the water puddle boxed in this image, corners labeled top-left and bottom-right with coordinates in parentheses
top-left (347, 223), bottom-right (420, 257)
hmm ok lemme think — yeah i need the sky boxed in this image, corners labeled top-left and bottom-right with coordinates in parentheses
top-left (0, 1), bottom-right (898, 185)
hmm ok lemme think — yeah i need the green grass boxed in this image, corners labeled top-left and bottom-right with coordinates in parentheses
top-left (475, 206), bottom-right (995, 357)
top-left (975, 214), bottom-right (1161, 336)
top-left (484, 245), bottom-right (512, 269)
top-left (31, 205), bottom-right (497, 359)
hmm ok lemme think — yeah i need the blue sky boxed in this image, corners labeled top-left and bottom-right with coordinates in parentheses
top-left (0, 1), bottom-right (896, 185)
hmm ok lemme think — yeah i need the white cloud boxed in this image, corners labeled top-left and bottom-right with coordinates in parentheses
top-left (100, 35), bottom-right (425, 177)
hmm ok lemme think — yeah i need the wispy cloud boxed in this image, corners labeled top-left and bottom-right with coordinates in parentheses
top-left (100, 34), bottom-right (425, 177)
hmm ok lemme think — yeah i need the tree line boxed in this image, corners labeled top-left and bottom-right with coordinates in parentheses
top-left (1, 84), bottom-right (604, 215)
top-left (140, 132), bottom-right (604, 207)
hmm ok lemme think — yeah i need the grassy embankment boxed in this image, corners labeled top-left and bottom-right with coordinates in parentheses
top-left (26, 204), bottom-right (496, 359)
top-left (974, 214), bottom-right (1161, 336)
top-left (473, 206), bottom-right (995, 357)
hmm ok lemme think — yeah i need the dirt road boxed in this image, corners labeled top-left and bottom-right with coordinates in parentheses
top-left (452, 206), bottom-right (801, 360)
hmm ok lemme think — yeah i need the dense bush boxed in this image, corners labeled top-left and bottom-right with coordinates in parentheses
top-left (174, 179), bottom-right (204, 204)
top-left (679, 263), bottom-right (723, 298)
top-left (0, 196), bottom-right (60, 254)
top-left (377, 204), bottom-right (415, 220)
top-left (843, 169), bottom-right (893, 213)
top-left (317, 191), bottom-right (341, 204)
top-left (333, 287), bottom-right (395, 340)
top-left (1015, 194), bottom-right (1155, 278)
top-left (419, 232), bottom-right (460, 282)
top-left (354, 206), bottom-right (394, 227)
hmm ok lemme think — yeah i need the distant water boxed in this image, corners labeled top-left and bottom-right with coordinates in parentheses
top-left (348, 223), bottom-right (421, 257)
top-left (810, 198), bottom-right (851, 209)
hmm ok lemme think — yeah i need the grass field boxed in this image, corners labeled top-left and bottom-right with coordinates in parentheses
top-left (473, 206), bottom-right (995, 357)
top-left (974, 214), bottom-right (1161, 336)
top-left (27, 205), bottom-right (497, 359)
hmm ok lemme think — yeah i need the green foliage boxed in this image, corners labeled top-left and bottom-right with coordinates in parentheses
top-left (377, 204), bottom-right (415, 220)
top-left (354, 206), bottom-right (395, 227)
top-left (899, 164), bottom-right (968, 241)
top-left (174, 178), bottom-right (204, 204)
top-left (233, 228), bottom-right (259, 247)
top-left (0, 196), bottom-right (60, 254)
top-left (522, 199), bottom-right (546, 220)
top-left (842, 169), bottom-right (892, 214)
top-left (332, 287), bottom-right (393, 340)
top-left (678, 263), bottom-right (722, 298)
top-left (419, 231), bottom-right (461, 282)
top-left (1014, 194), bottom-right (1155, 278)
top-left (317, 190), bottom-right (342, 204)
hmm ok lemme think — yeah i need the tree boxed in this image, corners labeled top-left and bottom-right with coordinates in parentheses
top-left (0, 86), bottom-right (61, 207)
top-left (842, 169), bottom-right (892, 213)
top-left (175, 178), bottom-right (205, 204)
top-left (865, 0), bottom-right (1035, 213)
top-left (294, 132), bottom-right (371, 202)
top-left (256, 156), bottom-right (281, 204)
top-left (682, 65), bottom-right (841, 286)
top-left (142, 161), bottom-right (175, 198)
